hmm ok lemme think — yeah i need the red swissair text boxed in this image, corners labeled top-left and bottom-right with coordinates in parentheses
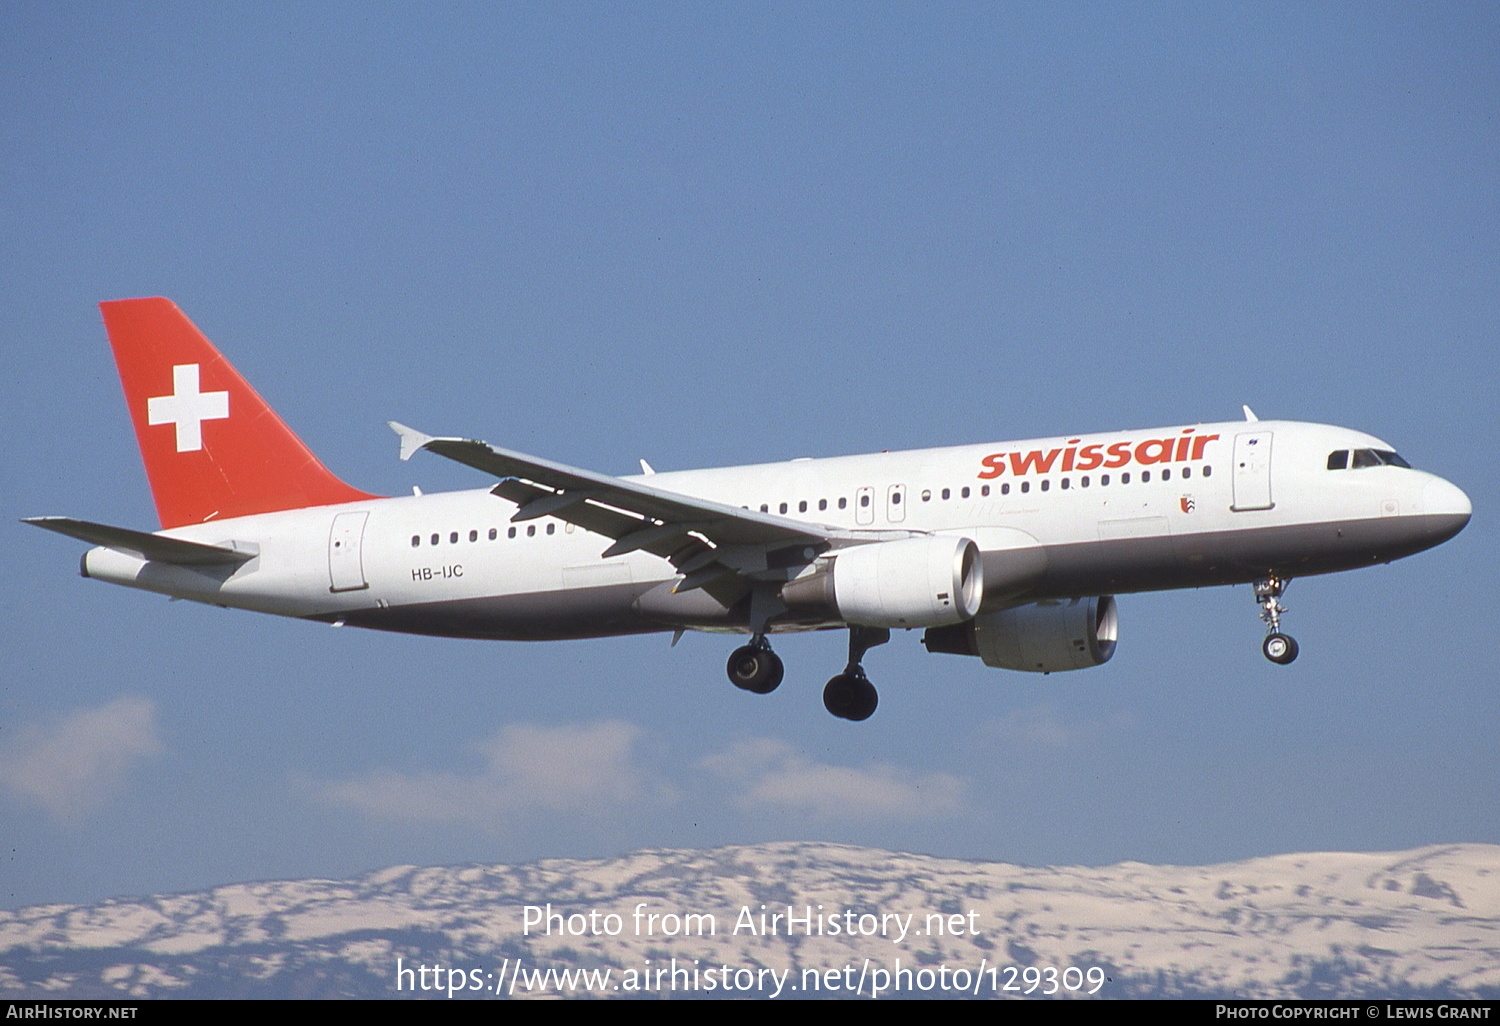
top-left (978, 430), bottom-right (1221, 479)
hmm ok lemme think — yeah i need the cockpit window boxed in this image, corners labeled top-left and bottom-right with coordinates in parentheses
top-left (1348, 448), bottom-right (1412, 469)
top-left (1327, 450), bottom-right (1349, 470)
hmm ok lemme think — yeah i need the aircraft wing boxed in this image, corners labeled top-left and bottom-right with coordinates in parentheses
top-left (390, 423), bottom-right (849, 591)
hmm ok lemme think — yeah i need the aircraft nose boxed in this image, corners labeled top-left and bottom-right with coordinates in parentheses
top-left (1419, 476), bottom-right (1471, 544)
top-left (1424, 476), bottom-right (1472, 521)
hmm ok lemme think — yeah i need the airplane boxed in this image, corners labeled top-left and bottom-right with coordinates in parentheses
top-left (27, 298), bottom-right (1472, 721)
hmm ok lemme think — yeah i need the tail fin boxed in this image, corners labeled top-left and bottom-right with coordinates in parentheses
top-left (101, 298), bottom-right (377, 529)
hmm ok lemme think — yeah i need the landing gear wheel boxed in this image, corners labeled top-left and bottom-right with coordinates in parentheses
top-left (1252, 577), bottom-right (1298, 665)
top-left (727, 644), bottom-right (784, 694)
top-left (1262, 632), bottom-right (1299, 665)
top-left (823, 672), bottom-right (878, 721)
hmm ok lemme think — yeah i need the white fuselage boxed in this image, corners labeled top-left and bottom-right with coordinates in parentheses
top-left (81, 419), bottom-right (1471, 641)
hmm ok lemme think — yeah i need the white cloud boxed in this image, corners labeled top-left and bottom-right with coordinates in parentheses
top-left (316, 721), bottom-right (670, 829)
top-left (702, 738), bottom-right (965, 820)
top-left (0, 697), bottom-right (163, 823)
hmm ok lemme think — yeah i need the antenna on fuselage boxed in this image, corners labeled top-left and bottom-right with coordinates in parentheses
top-left (1242, 405), bottom-right (1259, 422)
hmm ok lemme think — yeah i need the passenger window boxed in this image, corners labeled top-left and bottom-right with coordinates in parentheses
top-left (839, 497), bottom-right (848, 509)
top-left (760, 504), bottom-right (769, 513)
top-left (431, 534), bottom-right (439, 546)
top-left (411, 535), bottom-right (420, 547)
top-left (941, 488), bottom-right (950, 500)
top-left (1122, 473), bottom-right (1131, 484)
top-left (981, 485), bottom-right (990, 496)
top-left (1142, 471), bottom-right (1151, 483)
top-left (1021, 481), bottom-right (1030, 494)
top-left (1081, 476), bottom-right (1090, 488)
top-left (1327, 450), bottom-right (1349, 471)
top-left (508, 527), bottom-right (517, 539)
top-left (818, 498), bottom-right (827, 511)
top-left (1061, 478), bottom-right (1070, 490)
top-left (892, 492), bottom-right (902, 504)
top-left (1000, 483), bottom-right (1009, 495)
top-left (469, 530), bottom-right (478, 542)
top-left (1202, 465), bottom-right (1212, 477)
top-left (1161, 469), bottom-right (1170, 481)
top-left (961, 486), bottom-right (970, 498)
top-left (780, 502), bottom-right (788, 514)
top-left (489, 528), bottom-right (497, 540)
top-left (547, 523), bottom-right (555, 535)
top-left (921, 490), bottom-right (932, 502)
top-left (798, 500), bottom-right (807, 513)
top-left (1041, 480), bottom-right (1050, 492)
top-left (1182, 467), bottom-right (1191, 479)
top-left (860, 495), bottom-right (870, 507)
top-left (1101, 474), bottom-right (1110, 486)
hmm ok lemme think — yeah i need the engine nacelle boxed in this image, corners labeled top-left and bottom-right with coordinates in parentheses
top-left (781, 536), bottom-right (984, 629)
top-left (922, 596), bottom-right (1118, 673)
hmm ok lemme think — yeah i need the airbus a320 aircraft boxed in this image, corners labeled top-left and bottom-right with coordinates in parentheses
top-left (29, 299), bottom-right (1471, 721)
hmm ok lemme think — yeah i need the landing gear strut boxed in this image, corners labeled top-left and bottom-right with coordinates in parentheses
top-left (823, 626), bottom-right (889, 721)
top-left (1253, 576), bottom-right (1299, 665)
top-left (727, 636), bottom-right (784, 694)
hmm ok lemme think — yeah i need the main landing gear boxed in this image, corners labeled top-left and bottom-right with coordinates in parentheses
top-left (727, 636), bottom-right (784, 694)
top-left (723, 625), bottom-right (890, 720)
top-left (823, 626), bottom-right (889, 722)
top-left (1253, 576), bottom-right (1299, 665)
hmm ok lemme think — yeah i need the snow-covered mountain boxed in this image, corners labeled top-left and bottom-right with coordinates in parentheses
top-left (2, 842), bottom-right (1496, 999)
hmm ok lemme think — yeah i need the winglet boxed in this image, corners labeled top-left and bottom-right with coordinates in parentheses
top-left (388, 421), bottom-right (436, 462)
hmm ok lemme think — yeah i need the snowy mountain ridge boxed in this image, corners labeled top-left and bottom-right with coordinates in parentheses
top-left (2, 841), bottom-right (1496, 998)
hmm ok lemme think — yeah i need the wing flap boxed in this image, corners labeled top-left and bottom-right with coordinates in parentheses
top-left (490, 478), bottom-right (711, 568)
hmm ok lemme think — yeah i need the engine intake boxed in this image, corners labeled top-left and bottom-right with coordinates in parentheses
top-left (781, 536), bottom-right (984, 629)
top-left (922, 596), bottom-right (1118, 672)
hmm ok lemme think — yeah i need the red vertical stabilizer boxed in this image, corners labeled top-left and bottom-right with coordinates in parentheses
top-left (101, 298), bottom-right (378, 529)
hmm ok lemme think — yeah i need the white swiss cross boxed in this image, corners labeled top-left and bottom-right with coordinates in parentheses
top-left (147, 364), bottom-right (230, 453)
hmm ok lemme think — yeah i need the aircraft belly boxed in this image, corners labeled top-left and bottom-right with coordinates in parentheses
top-left (1033, 513), bottom-right (1469, 597)
top-left (332, 580), bottom-right (666, 640)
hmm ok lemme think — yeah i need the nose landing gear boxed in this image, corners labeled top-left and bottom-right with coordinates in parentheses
top-left (1254, 576), bottom-right (1299, 665)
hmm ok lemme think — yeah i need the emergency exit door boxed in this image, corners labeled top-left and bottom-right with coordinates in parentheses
top-left (328, 511), bottom-right (370, 592)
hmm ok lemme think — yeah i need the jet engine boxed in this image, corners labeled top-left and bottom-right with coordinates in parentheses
top-left (922, 596), bottom-right (1118, 672)
top-left (780, 536), bottom-right (984, 629)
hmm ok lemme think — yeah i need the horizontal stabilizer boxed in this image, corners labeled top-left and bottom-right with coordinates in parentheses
top-left (24, 517), bottom-right (255, 566)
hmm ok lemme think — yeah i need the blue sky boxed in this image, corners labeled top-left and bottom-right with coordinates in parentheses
top-left (2, 3), bottom-right (1496, 911)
